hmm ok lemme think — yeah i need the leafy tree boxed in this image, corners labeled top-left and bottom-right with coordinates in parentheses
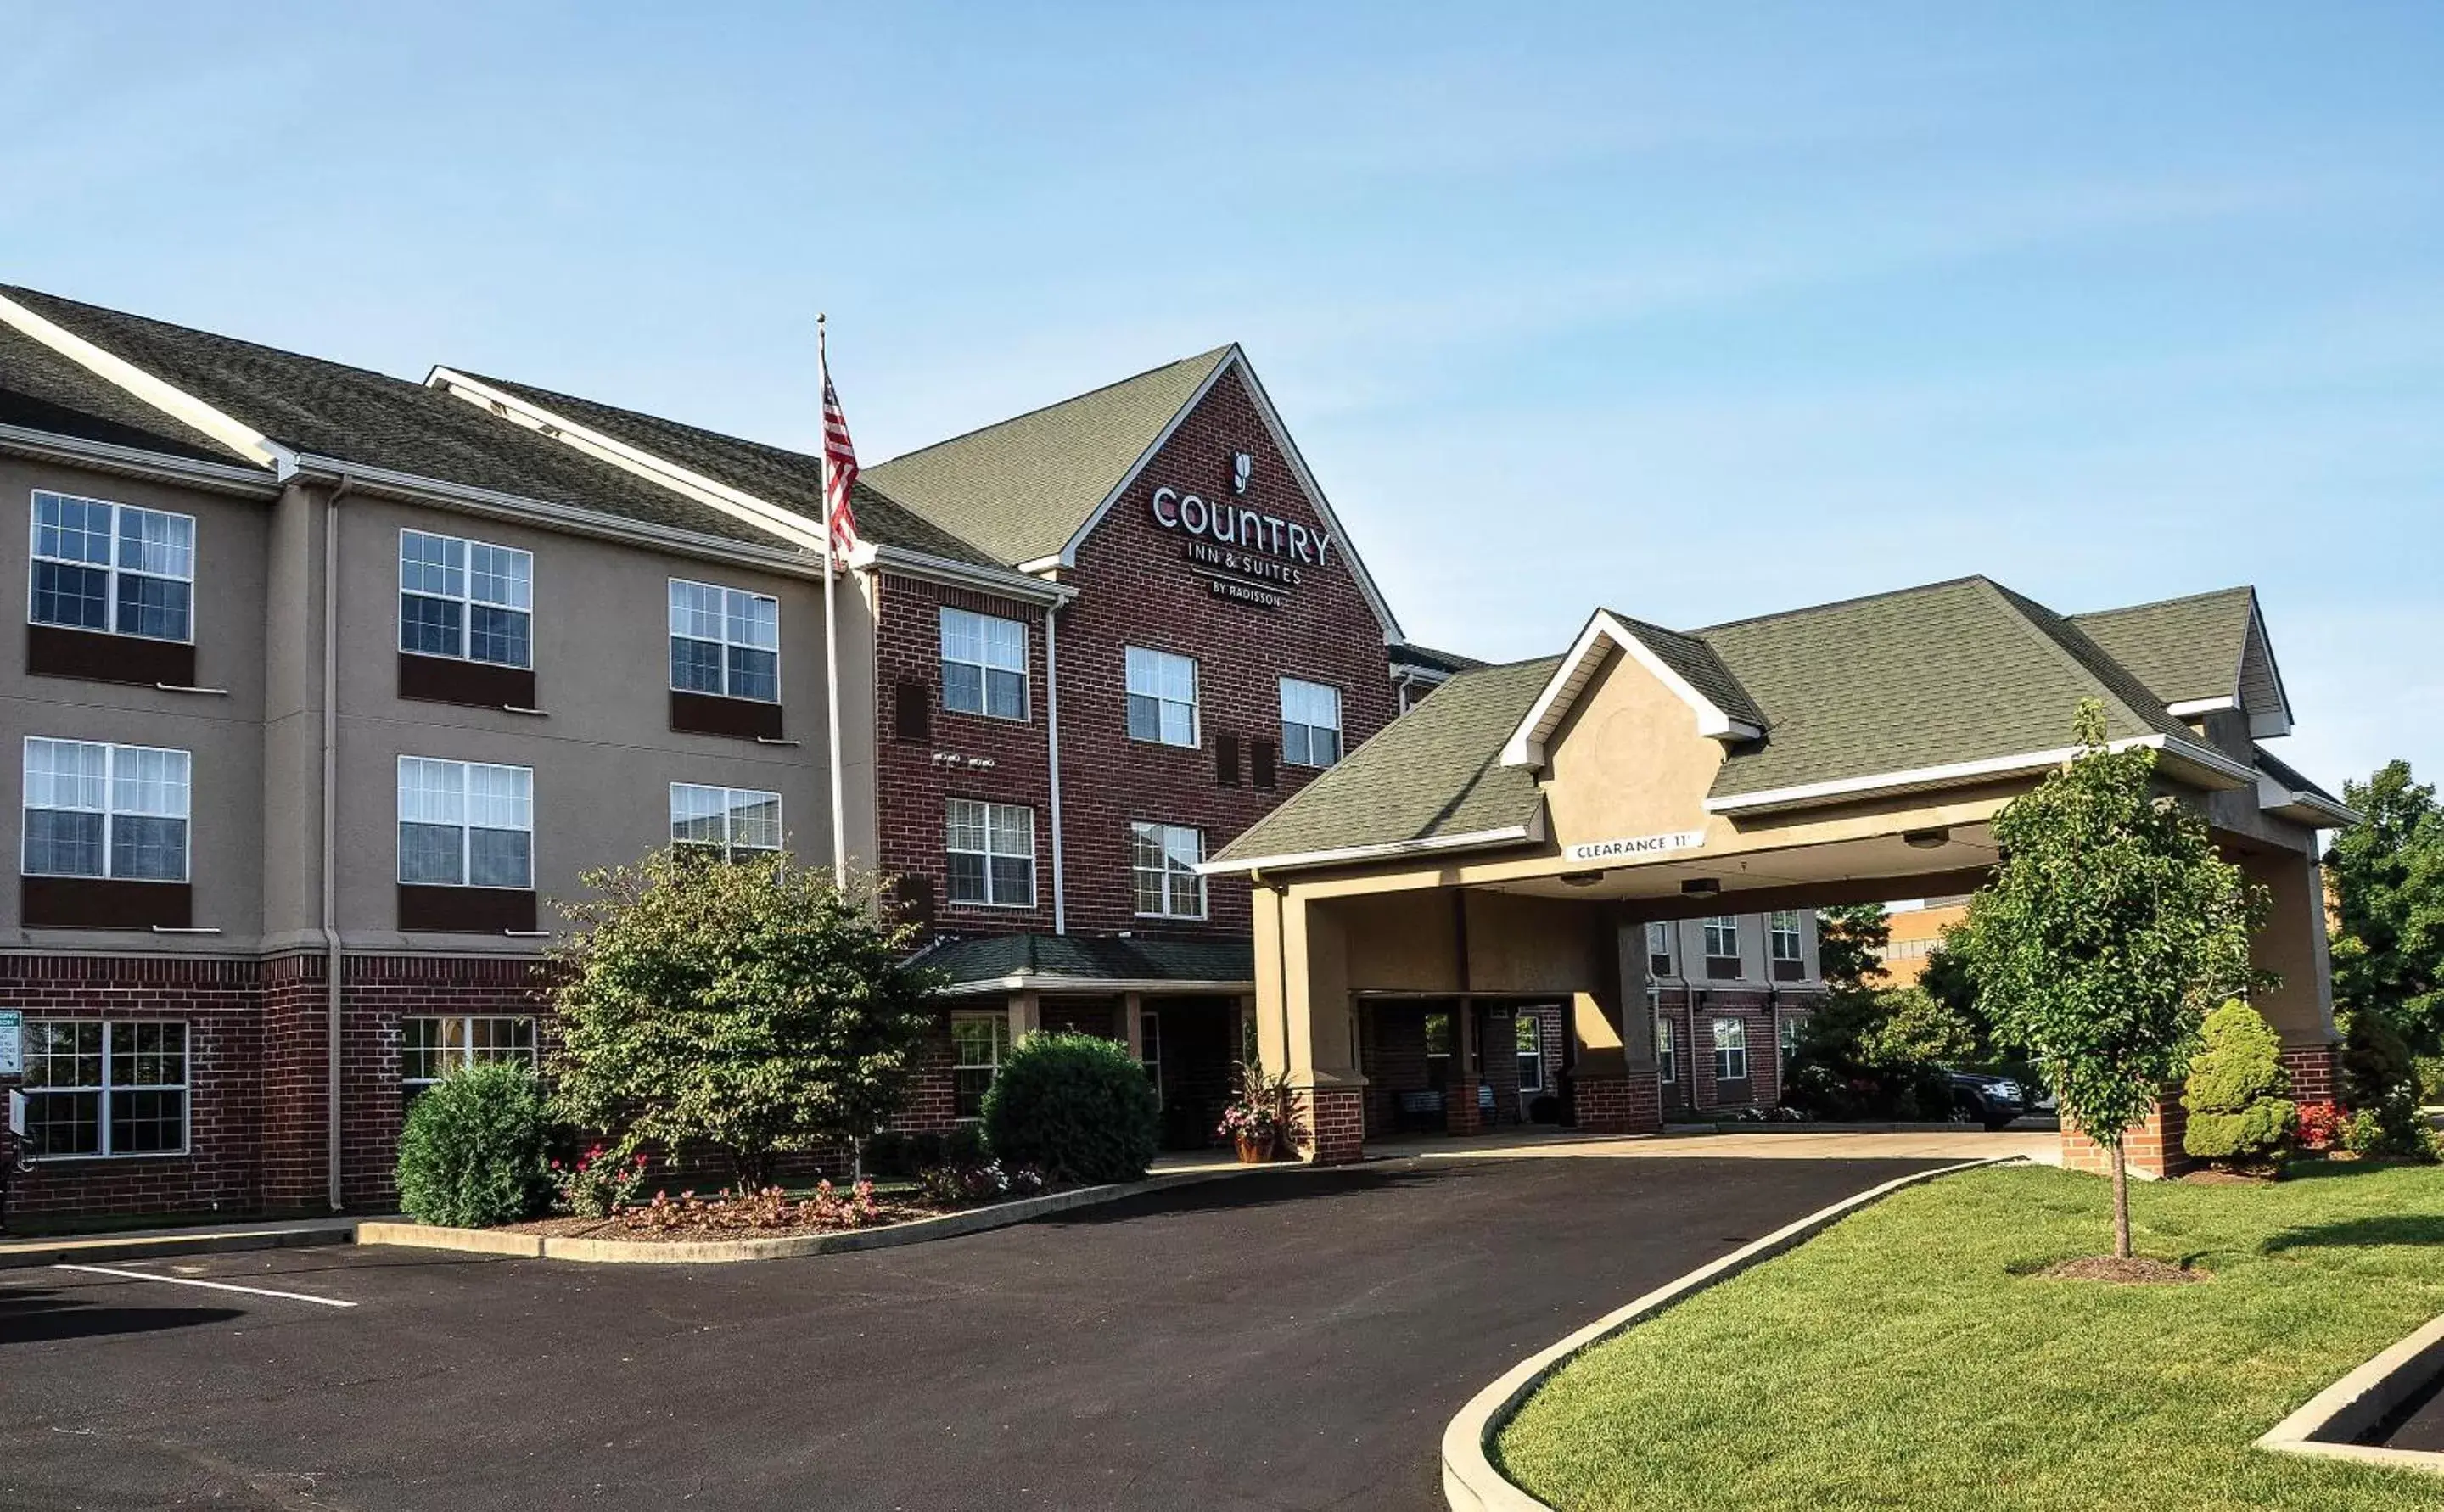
top-left (547, 849), bottom-right (941, 1189)
top-left (2180, 1000), bottom-right (2293, 1170)
top-left (2327, 760), bottom-right (2444, 1051)
top-left (1781, 986), bottom-right (1974, 1122)
top-left (1957, 701), bottom-right (2262, 1258)
top-left (1816, 902), bottom-right (1892, 994)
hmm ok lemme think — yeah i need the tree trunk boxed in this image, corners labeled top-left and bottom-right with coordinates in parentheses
top-left (2110, 1141), bottom-right (2133, 1259)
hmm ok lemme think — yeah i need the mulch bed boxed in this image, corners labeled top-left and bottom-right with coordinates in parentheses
top-left (2183, 1168), bottom-right (2278, 1186)
top-left (499, 1201), bottom-right (955, 1243)
top-left (2037, 1255), bottom-right (2206, 1285)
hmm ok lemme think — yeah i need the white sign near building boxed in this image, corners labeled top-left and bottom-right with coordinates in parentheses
top-left (1564, 829), bottom-right (1706, 864)
top-left (0, 1009), bottom-right (20, 1076)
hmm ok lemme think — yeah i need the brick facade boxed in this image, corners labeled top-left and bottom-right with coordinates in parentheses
top-left (1651, 988), bottom-right (1817, 1117)
top-left (1293, 1085), bottom-right (1365, 1165)
top-left (2059, 1100), bottom-right (2193, 1180)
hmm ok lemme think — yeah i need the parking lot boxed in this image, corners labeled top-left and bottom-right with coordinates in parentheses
top-left (1, 1154), bottom-right (1945, 1511)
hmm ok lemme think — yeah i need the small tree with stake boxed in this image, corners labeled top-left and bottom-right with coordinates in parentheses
top-left (547, 848), bottom-right (940, 1190)
top-left (1958, 701), bottom-right (2263, 1259)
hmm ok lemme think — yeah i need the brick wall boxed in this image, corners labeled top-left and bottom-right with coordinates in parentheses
top-left (2060, 1099), bottom-right (2192, 1179)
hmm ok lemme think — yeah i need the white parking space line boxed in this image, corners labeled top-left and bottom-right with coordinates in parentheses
top-left (53, 1263), bottom-right (358, 1309)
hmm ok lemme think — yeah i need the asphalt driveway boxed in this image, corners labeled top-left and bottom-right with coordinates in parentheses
top-left (0, 1154), bottom-right (1943, 1511)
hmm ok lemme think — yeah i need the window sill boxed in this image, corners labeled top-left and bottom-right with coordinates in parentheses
top-left (939, 705), bottom-right (1033, 726)
top-left (20, 877), bottom-right (193, 930)
top-left (670, 689), bottom-right (785, 741)
top-left (24, 1149), bottom-right (193, 1165)
top-left (398, 652), bottom-right (536, 710)
top-left (27, 624), bottom-right (198, 688)
top-left (1125, 735), bottom-right (1202, 753)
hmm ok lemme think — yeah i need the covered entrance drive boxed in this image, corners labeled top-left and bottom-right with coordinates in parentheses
top-left (1208, 580), bottom-right (2356, 1171)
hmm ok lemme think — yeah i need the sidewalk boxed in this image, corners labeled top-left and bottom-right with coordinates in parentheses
top-left (1372, 1123), bottom-right (2060, 1165)
top-left (0, 1214), bottom-right (362, 1270)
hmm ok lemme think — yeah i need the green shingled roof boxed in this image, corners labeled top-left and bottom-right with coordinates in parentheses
top-left (862, 347), bottom-right (1233, 567)
top-left (1213, 657), bottom-right (1557, 865)
top-left (1609, 613), bottom-right (1769, 731)
top-left (916, 932), bottom-right (1254, 990)
top-left (2067, 586), bottom-right (2256, 709)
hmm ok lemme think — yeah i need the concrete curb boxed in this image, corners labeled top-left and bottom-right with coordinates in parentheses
top-left (357, 1167), bottom-right (1246, 1265)
top-left (0, 1219), bottom-right (359, 1270)
top-left (2255, 1312), bottom-right (2444, 1478)
top-left (1440, 1157), bottom-right (2015, 1512)
top-left (1660, 1121), bottom-right (2053, 1137)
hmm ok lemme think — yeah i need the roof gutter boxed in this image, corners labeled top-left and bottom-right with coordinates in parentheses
top-left (1202, 819), bottom-right (1542, 878)
top-left (849, 540), bottom-right (1078, 605)
top-left (0, 422), bottom-right (282, 496)
top-left (930, 974), bottom-right (1256, 998)
top-left (1702, 733), bottom-right (2259, 817)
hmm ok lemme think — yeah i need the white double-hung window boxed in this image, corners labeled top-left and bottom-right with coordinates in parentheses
top-left (1713, 1018), bottom-right (1749, 1083)
top-left (21, 738), bottom-right (190, 882)
top-left (670, 784), bottom-right (782, 860)
top-left (397, 757), bottom-right (534, 889)
top-left (939, 608), bottom-right (1027, 720)
top-left (946, 798), bottom-right (1034, 907)
top-left (670, 580), bottom-right (780, 703)
top-left (30, 491), bottom-right (195, 641)
top-left (401, 1016), bottom-right (538, 1095)
top-left (400, 529), bottom-right (533, 667)
top-left (18, 1020), bottom-right (188, 1158)
top-left (1124, 647), bottom-right (1198, 747)
top-left (1279, 678), bottom-right (1343, 767)
top-left (1130, 822), bottom-right (1206, 919)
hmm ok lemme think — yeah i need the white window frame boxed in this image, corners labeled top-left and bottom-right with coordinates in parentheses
top-left (1130, 821), bottom-right (1207, 920)
top-left (395, 757), bottom-right (535, 890)
top-left (950, 1010), bottom-right (1010, 1120)
top-left (401, 1016), bottom-right (538, 1089)
top-left (1124, 646), bottom-right (1200, 748)
top-left (669, 578), bottom-right (781, 703)
top-left (1516, 1012), bottom-right (1544, 1094)
top-left (1770, 910), bottom-right (1804, 964)
top-left (939, 607), bottom-right (1029, 721)
top-left (945, 798), bottom-right (1035, 909)
top-left (1646, 921), bottom-right (1675, 976)
top-left (18, 1019), bottom-right (188, 1160)
top-left (20, 737), bottom-right (191, 882)
top-left (28, 490), bottom-right (197, 643)
top-left (669, 783), bottom-right (783, 861)
top-left (398, 528), bottom-right (534, 668)
top-left (1780, 1015), bottom-right (1801, 1062)
top-left (1713, 1018), bottom-right (1749, 1083)
top-left (1656, 1015), bottom-right (1676, 1087)
top-left (1703, 916), bottom-right (1741, 960)
top-left (1279, 677), bottom-right (1343, 768)
top-left (1140, 1009), bottom-right (1163, 1108)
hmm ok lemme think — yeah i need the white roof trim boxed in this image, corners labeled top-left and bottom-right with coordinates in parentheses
top-left (2241, 592), bottom-right (2295, 739)
top-left (849, 540), bottom-right (1077, 604)
top-left (1049, 350), bottom-right (1405, 643)
top-left (1200, 820), bottom-right (1541, 877)
top-left (0, 420), bottom-right (280, 496)
top-left (1704, 733), bottom-right (2256, 815)
top-left (428, 367), bottom-right (825, 553)
top-left (2255, 772), bottom-right (2360, 828)
top-left (1502, 610), bottom-right (1761, 768)
top-left (2167, 697), bottom-right (2238, 718)
top-left (931, 975), bottom-right (1253, 999)
top-left (0, 292), bottom-right (301, 479)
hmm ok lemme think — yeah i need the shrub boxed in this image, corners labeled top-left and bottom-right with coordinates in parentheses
top-left (395, 1061), bottom-right (551, 1228)
top-left (980, 1031), bottom-right (1160, 1184)
top-left (551, 1142), bottom-right (650, 1218)
top-left (2295, 1100), bottom-right (2348, 1152)
top-left (2337, 1010), bottom-right (2440, 1162)
top-left (2181, 1000), bottom-right (2295, 1168)
top-left (1781, 987), bottom-right (1970, 1122)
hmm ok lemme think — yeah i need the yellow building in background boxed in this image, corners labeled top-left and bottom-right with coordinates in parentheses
top-left (1879, 898), bottom-right (1970, 985)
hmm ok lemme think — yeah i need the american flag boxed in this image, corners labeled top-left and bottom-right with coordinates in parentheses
top-left (819, 356), bottom-right (860, 559)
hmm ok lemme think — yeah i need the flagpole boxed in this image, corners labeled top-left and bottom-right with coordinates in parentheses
top-left (818, 314), bottom-right (849, 889)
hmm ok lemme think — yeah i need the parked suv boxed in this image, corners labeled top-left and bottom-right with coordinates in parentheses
top-left (1949, 1072), bottom-right (2027, 1132)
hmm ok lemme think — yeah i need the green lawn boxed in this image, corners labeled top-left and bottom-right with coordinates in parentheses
top-left (1497, 1162), bottom-right (2444, 1512)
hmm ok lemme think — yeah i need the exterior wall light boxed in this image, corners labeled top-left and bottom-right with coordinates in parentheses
top-left (1680, 878), bottom-right (1722, 896)
top-left (1903, 827), bottom-right (1951, 849)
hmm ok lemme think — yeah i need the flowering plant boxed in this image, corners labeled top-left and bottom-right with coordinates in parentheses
top-left (2294, 1100), bottom-right (2348, 1153)
top-left (551, 1143), bottom-right (651, 1217)
top-left (915, 1159), bottom-right (1048, 1207)
top-left (1216, 1061), bottom-right (1297, 1152)
top-left (623, 1178), bottom-right (886, 1233)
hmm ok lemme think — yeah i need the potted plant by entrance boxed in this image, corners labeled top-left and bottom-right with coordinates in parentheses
top-left (1218, 1061), bottom-right (1293, 1162)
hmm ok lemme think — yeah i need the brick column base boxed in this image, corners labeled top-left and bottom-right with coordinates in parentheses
top-left (1445, 1077), bottom-right (1483, 1136)
top-left (1293, 1087), bottom-right (1366, 1166)
top-left (2281, 1043), bottom-right (2339, 1103)
top-left (2060, 1099), bottom-right (2191, 1180)
top-left (1572, 1072), bottom-right (1662, 1136)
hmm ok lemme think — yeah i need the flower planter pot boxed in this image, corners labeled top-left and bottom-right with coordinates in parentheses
top-left (1235, 1131), bottom-right (1276, 1164)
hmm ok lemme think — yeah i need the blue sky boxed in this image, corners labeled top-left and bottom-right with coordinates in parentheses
top-left (8, 3), bottom-right (2439, 789)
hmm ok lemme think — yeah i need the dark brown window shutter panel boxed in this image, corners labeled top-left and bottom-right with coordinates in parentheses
top-left (894, 875), bottom-right (935, 927)
top-left (1252, 739), bottom-right (1277, 791)
top-left (895, 680), bottom-right (931, 742)
top-left (1217, 734), bottom-right (1241, 787)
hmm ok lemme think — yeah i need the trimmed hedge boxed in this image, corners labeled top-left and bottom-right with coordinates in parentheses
top-left (395, 1061), bottom-right (552, 1228)
top-left (2181, 1000), bottom-right (2293, 1165)
top-left (981, 1031), bottom-right (1159, 1184)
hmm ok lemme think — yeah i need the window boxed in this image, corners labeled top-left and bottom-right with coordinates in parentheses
top-left (670, 784), bottom-right (782, 860)
top-left (1780, 1016), bottom-right (1801, 1061)
top-left (400, 529), bottom-right (532, 668)
top-left (945, 798), bottom-right (1034, 907)
top-left (1646, 921), bottom-right (1675, 978)
top-left (30, 491), bottom-right (195, 641)
top-left (1130, 822), bottom-right (1206, 919)
top-left (950, 1011), bottom-right (1009, 1119)
top-left (1124, 647), bottom-right (1198, 747)
top-left (1516, 1013), bottom-right (1544, 1093)
top-left (1140, 1010), bottom-right (1163, 1107)
top-left (1770, 910), bottom-right (1804, 963)
top-left (1703, 916), bottom-right (1740, 959)
top-left (397, 757), bottom-right (533, 888)
top-left (18, 1021), bottom-right (187, 1158)
top-left (939, 608), bottom-right (1026, 720)
top-left (1423, 1010), bottom-right (1453, 1062)
top-left (1279, 678), bottom-right (1343, 768)
top-left (1656, 1016), bottom-right (1676, 1087)
top-left (22, 738), bottom-right (189, 882)
top-left (670, 580), bottom-right (779, 702)
top-left (1713, 1018), bottom-right (1748, 1083)
top-left (401, 1016), bottom-right (537, 1094)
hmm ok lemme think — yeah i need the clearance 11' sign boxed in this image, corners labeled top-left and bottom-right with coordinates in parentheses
top-left (1563, 830), bottom-right (1707, 864)
top-left (1147, 450), bottom-right (1331, 611)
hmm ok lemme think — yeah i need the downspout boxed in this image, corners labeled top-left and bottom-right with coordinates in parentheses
top-left (321, 477), bottom-right (351, 1213)
top-left (1044, 601), bottom-right (1067, 935)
